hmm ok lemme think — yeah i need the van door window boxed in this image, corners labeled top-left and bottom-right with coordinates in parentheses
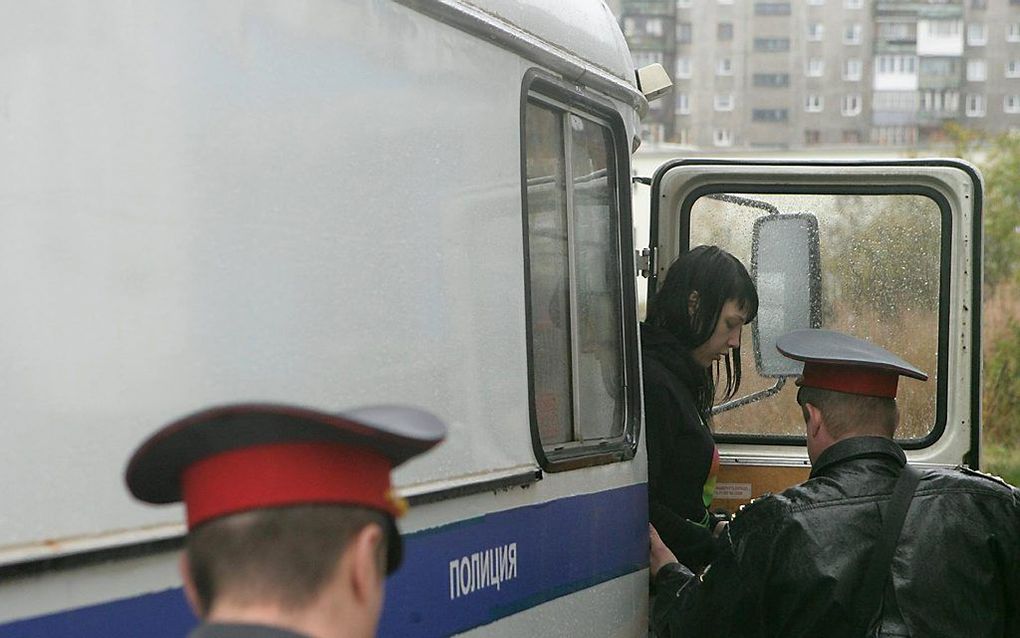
top-left (522, 87), bottom-right (637, 470)
top-left (688, 191), bottom-right (945, 443)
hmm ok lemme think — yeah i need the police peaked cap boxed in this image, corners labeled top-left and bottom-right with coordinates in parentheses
top-left (125, 403), bottom-right (447, 573)
top-left (776, 329), bottom-right (928, 398)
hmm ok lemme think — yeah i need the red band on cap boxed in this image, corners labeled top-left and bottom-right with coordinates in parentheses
top-left (800, 362), bottom-right (899, 398)
top-left (181, 442), bottom-right (394, 528)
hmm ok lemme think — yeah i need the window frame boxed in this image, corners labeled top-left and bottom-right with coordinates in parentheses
top-left (967, 59), bottom-right (987, 82)
top-left (519, 71), bottom-right (640, 472)
top-left (965, 93), bottom-right (986, 117)
top-left (843, 58), bottom-right (863, 81)
top-left (967, 22), bottom-right (988, 46)
top-left (842, 93), bottom-right (863, 116)
top-left (844, 23), bottom-right (863, 45)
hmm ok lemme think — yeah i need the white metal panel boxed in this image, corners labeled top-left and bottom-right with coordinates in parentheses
top-left (466, 0), bottom-right (635, 85)
top-left (0, 0), bottom-right (536, 554)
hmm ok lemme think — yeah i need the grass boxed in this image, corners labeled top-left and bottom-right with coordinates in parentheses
top-left (983, 442), bottom-right (1020, 488)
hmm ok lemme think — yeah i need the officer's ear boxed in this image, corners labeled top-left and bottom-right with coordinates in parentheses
top-left (348, 522), bottom-right (385, 605)
top-left (178, 551), bottom-right (205, 618)
top-left (803, 402), bottom-right (825, 440)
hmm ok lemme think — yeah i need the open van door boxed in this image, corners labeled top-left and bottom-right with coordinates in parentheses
top-left (644, 159), bottom-right (982, 511)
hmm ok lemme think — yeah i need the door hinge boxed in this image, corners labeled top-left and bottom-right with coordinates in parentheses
top-left (636, 246), bottom-right (657, 278)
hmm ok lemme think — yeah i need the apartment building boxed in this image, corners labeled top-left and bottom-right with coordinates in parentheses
top-left (618, 0), bottom-right (1020, 147)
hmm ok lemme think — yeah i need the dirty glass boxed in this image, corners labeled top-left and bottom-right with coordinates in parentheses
top-left (524, 100), bottom-right (627, 452)
top-left (524, 102), bottom-right (573, 445)
top-left (689, 193), bottom-right (942, 440)
top-left (570, 114), bottom-right (626, 441)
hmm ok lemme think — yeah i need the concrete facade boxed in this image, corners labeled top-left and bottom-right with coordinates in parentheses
top-left (618, 0), bottom-right (1020, 147)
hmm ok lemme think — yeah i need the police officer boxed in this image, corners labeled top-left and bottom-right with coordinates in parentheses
top-left (125, 403), bottom-right (446, 638)
top-left (650, 329), bottom-right (1020, 638)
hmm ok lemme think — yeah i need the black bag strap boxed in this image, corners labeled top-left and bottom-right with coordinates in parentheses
top-left (851, 463), bottom-right (922, 635)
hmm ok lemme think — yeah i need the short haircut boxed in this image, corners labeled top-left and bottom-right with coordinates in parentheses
top-left (186, 504), bottom-right (388, 614)
top-left (797, 386), bottom-right (898, 439)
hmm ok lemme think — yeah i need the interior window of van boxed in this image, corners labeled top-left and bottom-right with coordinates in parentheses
top-left (688, 192), bottom-right (945, 443)
top-left (522, 94), bottom-right (634, 467)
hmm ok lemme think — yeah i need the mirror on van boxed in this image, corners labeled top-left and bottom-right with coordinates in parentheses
top-left (751, 213), bottom-right (822, 377)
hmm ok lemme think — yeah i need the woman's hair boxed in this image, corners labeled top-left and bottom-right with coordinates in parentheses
top-left (646, 245), bottom-right (759, 414)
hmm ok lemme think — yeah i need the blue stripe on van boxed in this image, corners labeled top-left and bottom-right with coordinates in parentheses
top-left (0, 483), bottom-right (648, 638)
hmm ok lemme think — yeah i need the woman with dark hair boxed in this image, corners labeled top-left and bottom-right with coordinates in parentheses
top-left (643, 245), bottom-right (758, 572)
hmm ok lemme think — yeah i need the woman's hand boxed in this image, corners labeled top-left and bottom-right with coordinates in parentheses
top-left (650, 523), bottom-right (680, 578)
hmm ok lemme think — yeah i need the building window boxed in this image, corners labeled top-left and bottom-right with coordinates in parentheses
top-left (755, 2), bottom-right (792, 15)
top-left (522, 92), bottom-right (636, 465)
top-left (676, 92), bottom-right (691, 115)
top-left (967, 60), bottom-right (987, 81)
top-left (844, 23), bottom-right (863, 45)
top-left (717, 57), bottom-right (734, 76)
top-left (713, 128), bottom-right (733, 147)
top-left (677, 0), bottom-right (693, 7)
top-left (753, 73), bottom-right (790, 87)
top-left (714, 94), bottom-right (735, 111)
top-left (806, 94), bottom-right (824, 112)
top-left (718, 22), bottom-right (734, 41)
top-left (754, 37), bottom-right (791, 52)
top-left (805, 129), bottom-right (821, 145)
top-left (752, 108), bottom-right (789, 122)
top-left (872, 126), bottom-right (918, 146)
top-left (675, 56), bottom-right (692, 79)
top-left (645, 18), bottom-right (664, 36)
top-left (876, 55), bottom-right (917, 74)
top-left (879, 23), bottom-right (913, 42)
top-left (631, 51), bottom-right (664, 69)
top-left (674, 127), bottom-right (690, 145)
top-left (972, 0), bottom-right (987, 8)
top-left (1005, 95), bottom-right (1020, 113)
top-left (845, 0), bottom-right (863, 8)
top-left (1008, 24), bottom-right (1020, 43)
top-left (966, 93), bottom-right (986, 116)
top-left (677, 22), bottom-right (692, 44)
top-left (808, 23), bottom-right (825, 41)
top-left (1007, 60), bottom-right (1020, 78)
top-left (843, 58), bottom-right (863, 81)
top-left (807, 58), bottom-right (825, 77)
top-left (967, 23), bottom-right (988, 46)
top-left (925, 20), bottom-right (962, 38)
top-left (842, 93), bottom-right (862, 116)
top-left (920, 58), bottom-right (960, 77)
top-left (873, 91), bottom-right (919, 111)
top-left (921, 90), bottom-right (960, 113)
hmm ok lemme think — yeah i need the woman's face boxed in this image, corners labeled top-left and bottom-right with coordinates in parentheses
top-left (691, 298), bottom-right (748, 369)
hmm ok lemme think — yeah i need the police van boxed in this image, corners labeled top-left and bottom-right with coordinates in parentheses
top-left (0, 1), bottom-right (981, 637)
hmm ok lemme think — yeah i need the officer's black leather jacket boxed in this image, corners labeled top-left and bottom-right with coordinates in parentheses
top-left (653, 436), bottom-right (1020, 638)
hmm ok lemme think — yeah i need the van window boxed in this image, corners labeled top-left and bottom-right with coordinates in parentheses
top-left (522, 89), bottom-right (636, 469)
top-left (687, 192), bottom-right (945, 444)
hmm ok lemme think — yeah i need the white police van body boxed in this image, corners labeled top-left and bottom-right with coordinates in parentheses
top-left (0, 1), bottom-right (980, 636)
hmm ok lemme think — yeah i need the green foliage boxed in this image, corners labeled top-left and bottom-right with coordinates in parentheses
top-left (983, 316), bottom-right (1020, 449)
top-left (983, 442), bottom-right (1020, 489)
top-left (824, 196), bottom-right (941, 320)
top-left (979, 133), bottom-right (1020, 288)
